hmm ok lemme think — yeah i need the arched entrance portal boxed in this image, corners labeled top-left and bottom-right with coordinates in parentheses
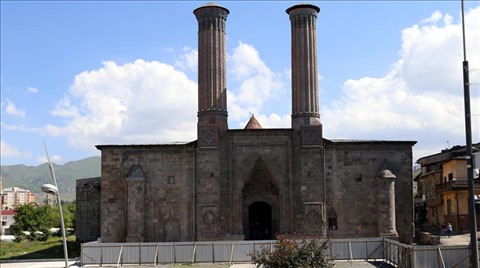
top-left (248, 202), bottom-right (272, 240)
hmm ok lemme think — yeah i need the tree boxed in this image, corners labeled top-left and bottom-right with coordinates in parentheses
top-left (250, 235), bottom-right (335, 268)
top-left (13, 203), bottom-right (59, 241)
top-left (62, 201), bottom-right (76, 232)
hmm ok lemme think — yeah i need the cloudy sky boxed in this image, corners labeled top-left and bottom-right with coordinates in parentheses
top-left (1, 1), bottom-right (479, 166)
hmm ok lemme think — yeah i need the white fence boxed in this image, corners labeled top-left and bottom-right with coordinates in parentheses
top-left (81, 237), bottom-right (475, 267)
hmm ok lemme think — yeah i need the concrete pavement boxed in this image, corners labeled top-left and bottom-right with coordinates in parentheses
top-left (440, 231), bottom-right (480, 246)
top-left (0, 260), bottom-right (81, 268)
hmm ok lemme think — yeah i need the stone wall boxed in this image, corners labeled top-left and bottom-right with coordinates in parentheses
top-left (95, 137), bottom-right (415, 243)
top-left (97, 144), bottom-right (195, 242)
top-left (76, 177), bottom-right (101, 243)
top-left (325, 141), bottom-right (414, 243)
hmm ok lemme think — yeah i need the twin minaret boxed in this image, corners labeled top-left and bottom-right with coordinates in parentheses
top-left (194, 3), bottom-right (321, 146)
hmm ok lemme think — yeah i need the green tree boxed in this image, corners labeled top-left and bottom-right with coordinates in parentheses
top-left (250, 235), bottom-right (335, 268)
top-left (13, 203), bottom-right (59, 241)
top-left (62, 201), bottom-right (76, 230)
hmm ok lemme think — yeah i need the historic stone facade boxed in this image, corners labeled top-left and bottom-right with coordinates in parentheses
top-left (95, 3), bottom-right (416, 244)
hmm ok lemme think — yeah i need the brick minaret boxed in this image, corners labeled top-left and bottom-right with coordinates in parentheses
top-left (286, 4), bottom-right (321, 131)
top-left (194, 3), bottom-right (229, 147)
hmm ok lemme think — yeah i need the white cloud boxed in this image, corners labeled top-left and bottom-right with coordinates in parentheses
top-left (27, 86), bottom-right (39, 93)
top-left (48, 59), bottom-right (198, 150)
top-left (420, 10), bottom-right (443, 24)
top-left (228, 42), bottom-right (286, 123)
top-left (0, 122), bottom-right (42, 133)
top-left (321, 7), bottom-right (480, 162)
top-left (0, 141), bottom-right (31, 157)
top-left (5, 99), bottom-right (26, 118)
top-left (175, 47), bottom-right (198, 72)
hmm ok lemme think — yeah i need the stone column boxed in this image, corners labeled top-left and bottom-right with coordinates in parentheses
top-left (377, 170), bottom-right (398, 238)
top-left (194, 3), bottom-right (229, 147)
top-left (125, 164), bottom-right (146, 242)
top-left (286, 4), bottom-right (321, 130)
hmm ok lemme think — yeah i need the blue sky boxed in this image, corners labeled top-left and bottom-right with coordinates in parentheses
top-left (1, 1), bottom-right (479, 166)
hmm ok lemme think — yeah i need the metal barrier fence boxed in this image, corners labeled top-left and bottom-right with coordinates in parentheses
top-left (81, 237), bottom-right (474, 267)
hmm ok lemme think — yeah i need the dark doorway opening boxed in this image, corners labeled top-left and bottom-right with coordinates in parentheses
top-left (248, 202), bottom-right (272, 240)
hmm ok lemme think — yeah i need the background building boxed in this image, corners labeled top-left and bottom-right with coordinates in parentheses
top-left (1, 186), bottom-right (35, 210)
top-left (0, 209), bottom-right (16, 235)
top-left (415, 143), bottom-right (480, 234)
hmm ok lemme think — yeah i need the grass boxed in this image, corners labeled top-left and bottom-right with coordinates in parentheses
top-left (0, 235), bottom-right (80, 260)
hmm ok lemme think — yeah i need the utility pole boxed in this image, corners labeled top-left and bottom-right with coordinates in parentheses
top-left (461, 0), bottom-right (478, 267)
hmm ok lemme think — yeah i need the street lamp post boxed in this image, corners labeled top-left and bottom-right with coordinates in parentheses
top-left (42, 141), bottom-right (69, 268)
top-left (461, 1), bottom-right (478, 267)
top-left (41, 183), bottom-right (69, 268)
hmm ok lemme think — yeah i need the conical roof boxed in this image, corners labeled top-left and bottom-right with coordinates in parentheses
top-left (244, 114), bottom-right (262, 129)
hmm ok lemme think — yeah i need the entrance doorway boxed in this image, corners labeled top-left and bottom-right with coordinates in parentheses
top-left (248, 202), bottom-right (272, 240)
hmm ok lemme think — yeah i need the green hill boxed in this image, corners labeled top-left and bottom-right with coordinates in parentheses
top-left (0, 156), bottom-right (100, 201)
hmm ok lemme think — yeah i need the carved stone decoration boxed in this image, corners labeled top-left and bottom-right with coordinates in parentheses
top-left (198, 205), bottom-right (218, 236)
top-left (126, 164), bottom-right (146, 242)
top-left (127, 164), bottom-right (146, 182)
top-left (156, 202), bottom-right (188, 242)
top-left (376, 169), bottom-right (398, 238)
top-left (302, 202), bottom-right (325, 234)
top-left (242, 156), bottom-right (279, 198)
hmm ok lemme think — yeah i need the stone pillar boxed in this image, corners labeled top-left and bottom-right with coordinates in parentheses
top-left (194, 3), bottom-right (229, 147)
top-left (286, 4), bottom-right (321, 130)
top-left (125, 164), bottom-right (146, 242)
top-left (377, 170), bottom-right (398, 238)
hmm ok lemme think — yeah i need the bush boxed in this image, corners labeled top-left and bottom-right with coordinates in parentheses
top-left (250, 235), bottom-right (335, 268)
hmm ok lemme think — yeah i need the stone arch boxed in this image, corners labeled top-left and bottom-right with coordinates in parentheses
top-left (241, 156), bottom-right (279, 240)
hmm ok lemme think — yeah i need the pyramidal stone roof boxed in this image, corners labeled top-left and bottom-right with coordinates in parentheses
top-left (244, 114), bottom-right (262, 129)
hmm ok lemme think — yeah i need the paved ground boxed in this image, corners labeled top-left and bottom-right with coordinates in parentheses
top-left (439, 231), bottom-right (480, 246)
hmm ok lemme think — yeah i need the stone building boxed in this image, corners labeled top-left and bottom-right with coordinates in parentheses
top-left (94, 3), bottom-right (416, 244)
top-left (76, 177), bottom-right (101, 243)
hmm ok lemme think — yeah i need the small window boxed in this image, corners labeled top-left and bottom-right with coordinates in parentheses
top-left (355, 173), bottom-right (362, 182)
top-left (328, 218), bottom-right (337, 230)
top-left (448, 173), bottom-right (454, 181)
top-left (167, 176), bottom-right (175, 185)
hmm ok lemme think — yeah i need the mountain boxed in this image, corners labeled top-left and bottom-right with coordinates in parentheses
top-left (1, 156), bottom-right (101, 201)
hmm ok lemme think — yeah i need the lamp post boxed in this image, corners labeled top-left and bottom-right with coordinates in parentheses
top-left (42, 140), bottom-right (69, 268)
top-left (41, 183), bottom-right (69, 268)
top-left (461, 0), bottom-right (478, 267)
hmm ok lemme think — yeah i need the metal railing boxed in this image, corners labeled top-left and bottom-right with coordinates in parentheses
top-left (81, 237), bottom-right (475, 267)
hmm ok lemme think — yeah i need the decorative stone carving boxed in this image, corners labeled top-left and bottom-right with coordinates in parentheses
top-left (242, 156), bottom-right (279, 198)
top-left (157, 202), bottom-right (188, 242)
top-left (126, 164), bottom-right (146, 242)
top-left (302, 202), bottom-right (325, 234)
top-left (199, 205), bottom-right (218, 236)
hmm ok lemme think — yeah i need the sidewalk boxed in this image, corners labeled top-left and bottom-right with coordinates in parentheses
top-left (440, 231), bottom-right (480, 246)
top-left (0, 260), bottom-right (81, 268)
